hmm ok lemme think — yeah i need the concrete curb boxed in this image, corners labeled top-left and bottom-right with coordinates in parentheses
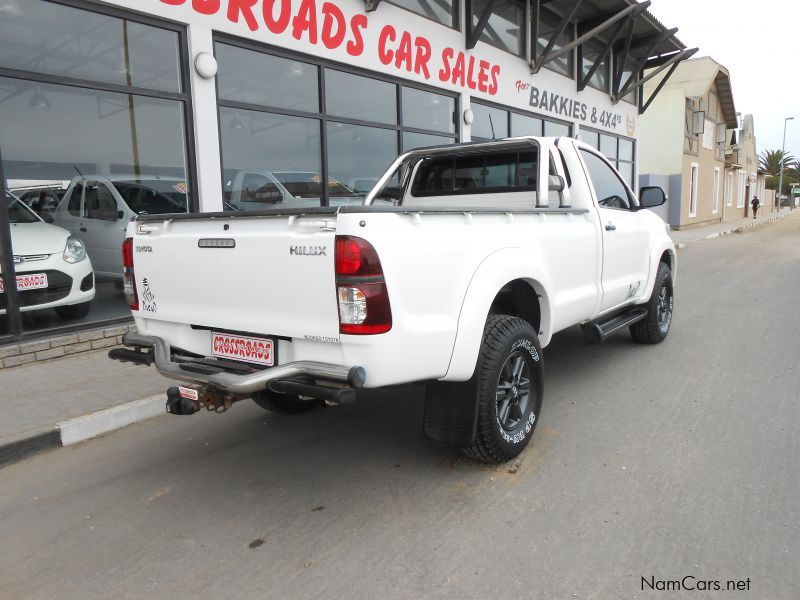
top-left (673, 211), bottom-right (791, 248)
top-left (58, 394), bottom-right (165, 446)
top-left (0, 393), bottom-right (165, 468)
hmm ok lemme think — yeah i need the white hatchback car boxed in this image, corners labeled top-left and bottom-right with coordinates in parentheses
top-left (3, 193), bottom-right (95, 320)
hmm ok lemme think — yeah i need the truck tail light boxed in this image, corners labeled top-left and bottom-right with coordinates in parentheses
top-left (122, 237), bottom-right (139, 310)
top-left (335, 236), bottom-right (392, 335)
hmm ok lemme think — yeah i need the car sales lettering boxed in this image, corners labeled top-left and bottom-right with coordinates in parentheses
top-left (159, 0), bottom-right (502, 96)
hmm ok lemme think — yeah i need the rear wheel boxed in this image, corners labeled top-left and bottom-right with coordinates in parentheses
top-left (54, 301), bottom-right (91, 320)
top-left (630, 262), bottom-right (673, 344)
top-left (462, 315), bottom-right (544, 464)
top-left (251, 389), bottom-right (319, 414)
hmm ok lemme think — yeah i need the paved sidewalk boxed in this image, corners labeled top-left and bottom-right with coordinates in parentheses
top-left (669, 208), bottom-right (794, 247)
top-left (0, 207), bottom-right (796, 467)
top-left (0, 347), bottom-right (167, 465)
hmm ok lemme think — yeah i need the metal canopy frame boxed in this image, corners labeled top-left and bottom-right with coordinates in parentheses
top-left (636, 48), bottom-right (699, 115)
top-left (466, 0), bottom-right (498, 50)
top-left (531, 0), bottom-right (649, 74)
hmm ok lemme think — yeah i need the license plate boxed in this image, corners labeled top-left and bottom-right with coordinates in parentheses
top-left (0, 272), bottom-right (48, 293)
top-left (211, 332), bottom-right (274, 366)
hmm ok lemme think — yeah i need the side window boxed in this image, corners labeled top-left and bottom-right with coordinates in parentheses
top-left (85, 183), bottom-right (119, 220)
top-left (580, 150), bottom-right (631, 209)
top-left (67, 183), bottom-right (83, 216)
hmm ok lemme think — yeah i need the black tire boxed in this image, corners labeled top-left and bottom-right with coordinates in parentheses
top-left (630, 262), bottom-right (674, 344)
top-left (462, 315), bottom-right (544, 464)
top-left (251, 389), bottom-right (319, 414)
top-left (54, 301), bottom-right (91, 320)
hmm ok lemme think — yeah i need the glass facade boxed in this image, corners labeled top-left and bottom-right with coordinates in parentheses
top-left (216, 40), bottom-right (458, 210)
top-left (470, 0), bottom-right (526, 57)
top-left (579, 129), bottom-right (636, 189)
top-left (580, 39), bottom-right (609, 92)
top-left (388, 0), bottom-right (459, 28)
top-left (0, 0), bottom-right (192, 340)
top-left (472, 101), bottom-right (572, 143)
top-left (535, 9), bottom-right (574, 78)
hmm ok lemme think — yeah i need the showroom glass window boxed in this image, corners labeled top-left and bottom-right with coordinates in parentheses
top-left (535, 9), bottom-right (574, 78)
top-left (388, 0), bottom-right (459, 28)
top-left (617, 55), bottom-right (638, 104)
top-left (469, 0), bottom-right (526, 57)
top-left (471, 101), bottom-right (572, 142)
top-left (215, 39), bottom-right (458, 209)
top-left (0, 1), bottom-right (193, 338)
top-left (580, 39), bottom-right (609, 92)
top-left (579, 129), bottom-right (636, 189)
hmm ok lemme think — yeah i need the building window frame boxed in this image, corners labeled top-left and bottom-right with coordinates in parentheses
top-left (712, 167), bottom-right (720, 214)
top-left (725, 171), bottom-right (733, 207)
top-left (737, 170), bottom-right (746, 208)
top-left (213, 34), bottom-right (461, 207)
top-left (467, 0), bottom-right (527, 58)
top-left (0, 0), bottom-right (199, 212)
top-left (387, 0), bottom-right (460, 30)
top-left (578, 38), bottom-right (610, 93)
top-left (688, 162), bottom-right (699, 218)
top-left (579, 126), bottom-right (636, 190)
top-left (470, 98), bottom-right (573, 142)
top-left (0, 0), bottom-right (198, 343)
top-left (534, 7), bottom-right (575, 79)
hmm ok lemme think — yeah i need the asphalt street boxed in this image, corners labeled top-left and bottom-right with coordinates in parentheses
top-left (1, 214), bottom-right (798, 600)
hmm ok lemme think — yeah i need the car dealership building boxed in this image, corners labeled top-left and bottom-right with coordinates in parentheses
top-left (0, 0), bottom-right (692, 344)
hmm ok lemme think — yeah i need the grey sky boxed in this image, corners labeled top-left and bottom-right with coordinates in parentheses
top-left (648, 0), bottom-right (799, 162)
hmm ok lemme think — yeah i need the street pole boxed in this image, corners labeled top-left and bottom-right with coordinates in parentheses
top-left (777, 116), bottom-right (794, 211)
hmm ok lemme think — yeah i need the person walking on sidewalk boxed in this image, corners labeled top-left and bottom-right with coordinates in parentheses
top-left (751, 196), bottom-right (760, 219)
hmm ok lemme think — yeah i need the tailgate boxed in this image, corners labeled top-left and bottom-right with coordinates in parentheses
top-left (130, 215), bottom-right (339, 340)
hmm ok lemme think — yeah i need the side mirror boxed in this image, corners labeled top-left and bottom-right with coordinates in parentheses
top-left (117, 210), bottom-right (125, 220)
top-left (639, 186), bottom-right (667, 209)
top-left (548, 175), bottom-right (565, 192)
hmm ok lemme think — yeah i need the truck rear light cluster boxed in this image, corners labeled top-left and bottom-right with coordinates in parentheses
top-left (335, 236), bottom-right (392, 335)
top-left (122, 237), bottom-right (139, 310)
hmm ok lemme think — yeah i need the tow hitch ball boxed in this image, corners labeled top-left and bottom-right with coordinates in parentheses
top-left (166, 387), bottom-right (198, 416)
top-left (166, 386), bottom-right (240, 415)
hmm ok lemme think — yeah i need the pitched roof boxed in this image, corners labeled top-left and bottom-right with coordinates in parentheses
top-left (644, 57), bottom-right (738, 128)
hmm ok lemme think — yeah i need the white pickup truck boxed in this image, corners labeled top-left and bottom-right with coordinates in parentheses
top-left (110, 137), bottom-right (675, 463)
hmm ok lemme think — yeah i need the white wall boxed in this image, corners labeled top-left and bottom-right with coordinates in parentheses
top-left (638, 88), bottom-right (685, 176)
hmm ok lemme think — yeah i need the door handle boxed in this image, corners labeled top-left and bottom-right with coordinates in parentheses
top-left (605, 222), bottom-right (616, 231)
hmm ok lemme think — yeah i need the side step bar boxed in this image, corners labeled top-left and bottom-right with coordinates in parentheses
top-left (583, 307), bottom-right (647, 343)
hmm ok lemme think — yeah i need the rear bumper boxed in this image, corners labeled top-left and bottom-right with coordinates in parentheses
top-left (114, 332), bottom-right (366, 395)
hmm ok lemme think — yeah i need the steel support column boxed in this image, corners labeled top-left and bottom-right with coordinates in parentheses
top-left (0, 145), bottom-right (23, 339)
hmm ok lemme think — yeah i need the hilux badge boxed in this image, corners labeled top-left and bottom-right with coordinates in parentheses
top-left (290, 246), bottom-right (327, 256)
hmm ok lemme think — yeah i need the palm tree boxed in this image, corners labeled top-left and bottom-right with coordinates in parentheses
top-left (759, 149), bottom-right (796, 175)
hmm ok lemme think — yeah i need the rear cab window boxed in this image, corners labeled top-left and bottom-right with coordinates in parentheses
top-left (406, 147), bottom-right (540, 208)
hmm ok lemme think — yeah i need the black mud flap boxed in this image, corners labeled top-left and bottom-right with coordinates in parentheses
top-left (423, 377), bottom-right (479, 448)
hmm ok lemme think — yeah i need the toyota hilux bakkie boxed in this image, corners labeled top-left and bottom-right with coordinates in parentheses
top-left (110, 137), bottom-right (675, 464)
